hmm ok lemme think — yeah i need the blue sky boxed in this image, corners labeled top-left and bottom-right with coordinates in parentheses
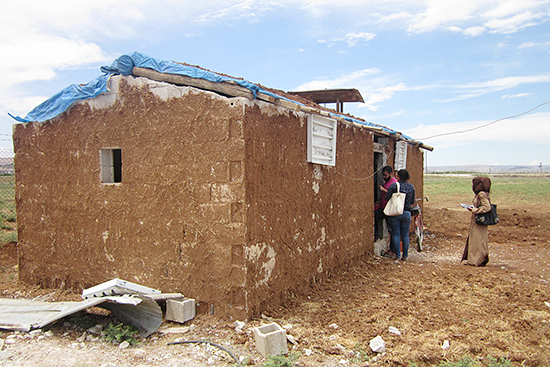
top-left (1, 0), bottom-right (550, 167)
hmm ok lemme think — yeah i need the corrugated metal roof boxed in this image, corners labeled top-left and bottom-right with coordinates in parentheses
top-left (0, 295), bottom-right (162, 336)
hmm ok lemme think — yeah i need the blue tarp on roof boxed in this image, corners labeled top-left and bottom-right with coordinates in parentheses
top-left (10, 52), bottom-right (291, 123)
top-left (9, 52), bottom-right (404, 138)
top-left (9, 74), bottom-right (111, 123)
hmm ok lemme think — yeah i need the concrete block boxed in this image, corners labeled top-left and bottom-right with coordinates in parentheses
top-left (165, 298), bottom-right (196, 324)
top-left (253, 322), bottom-right (288, 358)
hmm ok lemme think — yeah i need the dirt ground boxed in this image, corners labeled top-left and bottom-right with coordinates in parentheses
top-left (0, 196), bottom-right (548, 366)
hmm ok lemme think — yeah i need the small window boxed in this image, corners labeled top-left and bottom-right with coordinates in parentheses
top-left (394, 141), bottom-right (408, 171)
top-left (100, 148), bottom-right (122, 183)
top-left (307, 115), bottom-right (337, 166)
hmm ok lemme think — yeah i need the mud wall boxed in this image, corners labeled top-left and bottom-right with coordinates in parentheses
top-left (14, 75), bottom-right (376, 320)
top-left (406, 144), bottom-right (424, 208)
top-left (385, 138), bottom-right (424, 207)
top-left (242, 106), bottom-right (373, 314)
top-left (14, 76), bottom-right (249, 319)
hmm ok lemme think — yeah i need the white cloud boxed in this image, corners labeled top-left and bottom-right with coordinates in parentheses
top-left (518, 41), bottom-right (539, 48)
top-left (407, 0), bottom-right (483, 33)
top-left (0, 37), bottom-right (107, 89)
top-left (295, 68), bottom-right (380, 90)
top-left (405, 112), bottom-right (550, 147)
top-left (484, 11), bottom-right (540, 33)
top-left (463, 26), bottom-right (487, 36)
top-left (436, 74), bottom-right (550, 101)
top-left (0, 95), bottom-right (52, 118)
top-left (0, 1), bottom-right (125, 115)
top-left (188, 0), bottom-right (550, 38)
top-left (1, 0), bottom-right (278, 115)
top-left (195, 0), bottom-right (287, 23)
top-left (518, 40), bottom-right (550, 49)
top-left (328, 32), bottom-right (376, 47)
top-left (377, 11), bottom-right (414, 23)
top-left (459, 74), bottom-right (550, 91)
top-left (445, 25), bottom-right (487, 36)
top-left (360, 83), bottom-right (408, 112)
top-left (502, 93), bottom-right (532, 98)
top-left (404, 0), bottom-right (550, 35)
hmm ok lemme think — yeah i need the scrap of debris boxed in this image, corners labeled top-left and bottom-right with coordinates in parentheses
top-left (0, 278), bottom-right (194, 337)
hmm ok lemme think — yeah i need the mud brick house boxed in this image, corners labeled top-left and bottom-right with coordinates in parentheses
top-left (12, 53), bottom-right (433, 320)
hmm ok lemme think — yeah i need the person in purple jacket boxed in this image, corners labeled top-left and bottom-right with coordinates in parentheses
top-left (376, 166), bottom-right (398, 256)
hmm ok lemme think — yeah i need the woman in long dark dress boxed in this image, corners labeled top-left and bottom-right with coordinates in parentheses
top-left (462, 177), bottom-right (492, 266)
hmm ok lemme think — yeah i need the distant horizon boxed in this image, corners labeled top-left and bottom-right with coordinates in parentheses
top-left (427, 163), bottom-right (545, 167)
top-left (425, 163), bottom-right (548, 174)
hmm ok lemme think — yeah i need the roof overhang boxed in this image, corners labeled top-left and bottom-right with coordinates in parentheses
top-left (289, 88), bottom-right (365, 104)
top-left (288, 88), bottom-right (364, 113)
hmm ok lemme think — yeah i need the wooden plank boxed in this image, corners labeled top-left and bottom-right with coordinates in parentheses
top-left (134, 67), bottom-right (281, 105)
top-left (420, 143), bottom-right (434, 152)
top-left (133, 67), bottom-right (254, 99)
top-left (274, 98), bottom-right (301, 111)
top-left (256, 91), bottom-right (277, 103)
top-left (299, 105), bottom-right (319, 114)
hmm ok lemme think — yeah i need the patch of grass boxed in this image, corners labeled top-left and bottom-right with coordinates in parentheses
top-left (427, 355), bottom-right (512, 367)
top-left (0, 231), bottom-right (17, 244)
top-left (104, 322), bottom-right (140, 346)
top-left (425, 174), bottom-right (550, 207)
top-left (438, 356), bottom-right (479, 367)
top-left (1, 212), bottom-right (16, 222)
top-left (351, 342), bottom-right (371, 363)
top-left (262, 352), bottom-right (300, 367)
top-left (0, 174), bottom-right (16, 247)
top-left (0, 175), bottom-right (15, 214)
top-left (238, 356), bottom-right (251, 365)
top-left (486, 356), bottom-right (512, 367)
top-left (1, 222), bottom-right (13, 230)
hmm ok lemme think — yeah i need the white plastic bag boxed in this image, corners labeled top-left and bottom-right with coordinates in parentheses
top-left (384, 182), bottom-right (405, 216)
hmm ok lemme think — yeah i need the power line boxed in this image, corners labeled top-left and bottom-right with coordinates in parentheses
top-left (419, 100), bottom-right (550, 140)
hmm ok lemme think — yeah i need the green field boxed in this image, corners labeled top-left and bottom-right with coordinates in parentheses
top-left (424, 174), bottom-right (550, 206)
top-left (0, 174), bottom-right (16, 244)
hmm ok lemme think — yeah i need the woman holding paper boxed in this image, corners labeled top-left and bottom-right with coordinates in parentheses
top-left (462, 177), bottom-right (492, 266)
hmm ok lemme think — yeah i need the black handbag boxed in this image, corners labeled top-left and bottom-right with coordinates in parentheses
top-left (475, 204), bottom-right (499, 225)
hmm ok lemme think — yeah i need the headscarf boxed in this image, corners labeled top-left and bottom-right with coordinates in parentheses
top-left (472, 177), bottom-right (491, 194)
